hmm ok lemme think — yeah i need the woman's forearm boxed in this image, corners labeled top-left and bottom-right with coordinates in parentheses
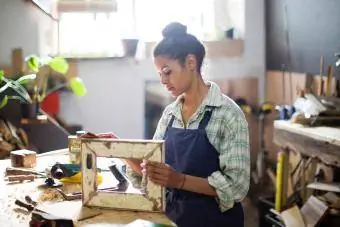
top-left (181, 174), bottom-right (217, 196)
top-left (124, 159), bottom-right (142, 174)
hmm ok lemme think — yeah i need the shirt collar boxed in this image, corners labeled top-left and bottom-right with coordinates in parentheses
top-left (168, 80), bottom-right (224, 116)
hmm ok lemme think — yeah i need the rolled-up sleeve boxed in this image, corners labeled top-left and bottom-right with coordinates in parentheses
top-left (207, 115), bottom-right (250, 212)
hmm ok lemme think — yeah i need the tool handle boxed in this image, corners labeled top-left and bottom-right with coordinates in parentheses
top-left (15, 199), bottom-right (34, 211)
top-left (8, 175), bottom-right (35, 182)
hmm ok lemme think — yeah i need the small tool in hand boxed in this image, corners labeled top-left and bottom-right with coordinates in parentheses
top-left (15, 199), bottom-right (34, 212)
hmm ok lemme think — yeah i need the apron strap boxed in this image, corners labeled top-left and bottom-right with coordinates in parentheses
top-left (198, 107), bottom-right (214, 129)
top-left (168, 115), bottom-right (176, 127)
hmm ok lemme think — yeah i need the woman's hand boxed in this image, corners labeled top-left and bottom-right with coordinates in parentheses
top-left (141, 160), bottom-right (185, 189)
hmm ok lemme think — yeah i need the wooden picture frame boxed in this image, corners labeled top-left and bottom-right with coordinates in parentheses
top-left (80, 138), bottom-right (165, 212)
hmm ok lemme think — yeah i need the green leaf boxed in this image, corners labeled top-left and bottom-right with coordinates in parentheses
top-left (0, 95), bottom-right (8, 109)
top-left (49, 57), bottom-right (69, 74)
top-left (70, 77), bottom-right (87, 97)
top-left (25, 55), bottom-right (40, 72)
top-left (0, 70), bottom-right (4, 81)
top-left (16, 74), bottom-right (37, 85)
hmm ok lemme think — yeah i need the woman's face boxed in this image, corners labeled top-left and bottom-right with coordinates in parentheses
top-left (154, 55), bottom-right (195, 97)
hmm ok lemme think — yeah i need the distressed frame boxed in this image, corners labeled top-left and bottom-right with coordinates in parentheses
top-left (80, 138), bottom-right (165, 212)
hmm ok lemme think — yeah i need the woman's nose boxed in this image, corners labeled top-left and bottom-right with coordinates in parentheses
top-left (160, 74), bottom-right (168, 85)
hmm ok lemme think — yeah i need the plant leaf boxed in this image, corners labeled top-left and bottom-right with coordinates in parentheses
top-left (70, 77), bottom-right (87, 97)
top-left (49, 57), bottom-right (69, 74)
top-left (25, 55), bottom-right (40, 72)
top-left (0, 70), bottom-right (4, 81)
top-left (0, 95), bottom-right (8, 109)
top-left (16, 74), bottom-right (37, 85)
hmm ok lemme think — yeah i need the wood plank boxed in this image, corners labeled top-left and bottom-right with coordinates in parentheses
top-left (280, 205), bottom-right (305, 227)
top-left (273, 121), bottom-right (340, 167)
top-left (300, 196), bottom-right (328, 227)
top-left (274, 120), bottom-right (340, 146)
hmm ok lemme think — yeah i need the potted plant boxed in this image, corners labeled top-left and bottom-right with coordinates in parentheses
top-left (0, 55), bottom-right (86, 119)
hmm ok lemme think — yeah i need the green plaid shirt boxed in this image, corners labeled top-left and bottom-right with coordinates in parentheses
top-left (153, 81), bottom-right (250, 212)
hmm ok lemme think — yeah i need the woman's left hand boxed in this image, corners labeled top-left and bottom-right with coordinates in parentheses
top-left (141, 160), bottom-right (185, 189)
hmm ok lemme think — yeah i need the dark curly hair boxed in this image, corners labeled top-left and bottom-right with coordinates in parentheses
top-left (153, 22), bottom-right (206, 73)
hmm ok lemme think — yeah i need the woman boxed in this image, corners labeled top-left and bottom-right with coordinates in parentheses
top-left (128, 22), bottom-right (250, 227)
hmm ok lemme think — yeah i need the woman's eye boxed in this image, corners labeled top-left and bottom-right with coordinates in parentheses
top-left (164, 70), bottom-right (172, 76)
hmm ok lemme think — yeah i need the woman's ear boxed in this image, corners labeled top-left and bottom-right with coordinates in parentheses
top-left (185, 54), bottom-right (197, 72)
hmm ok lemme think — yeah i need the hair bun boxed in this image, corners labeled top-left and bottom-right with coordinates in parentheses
top-left (162, 22), bottom-right (187, 39)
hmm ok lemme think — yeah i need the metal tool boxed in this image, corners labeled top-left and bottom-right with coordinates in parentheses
top-left (25, 195), bottom-right (38, 206)
top-left (54, 188), bottom-right (82, 201)
top-left (50, 163), bottom-right (81, 179)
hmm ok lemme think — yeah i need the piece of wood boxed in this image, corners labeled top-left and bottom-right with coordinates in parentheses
top-left (10, 150), bottom-right (37, 168)
top-left (81, 138), bottom-right (165, 212)
top-left (7, 174), bottom-right (36, 182)
top-left (273, 120), bottom-right (340, 167)
top-left (300, 196), bottom-right (328, 227)
top-left (280, 205), bottom-right (305, 227)
top-left (307, 182), bottom-right (340, 193)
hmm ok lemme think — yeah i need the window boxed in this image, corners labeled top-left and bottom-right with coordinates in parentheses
top-left (58, 12), bottom-right (125, 58)
top-left (57, 0), bottom-right (221, 58)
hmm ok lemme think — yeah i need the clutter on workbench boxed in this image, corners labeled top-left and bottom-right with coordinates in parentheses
top-left (0, 118), bottom-right (29, 159)
top-left (292, 93), bottom-right (340, 126)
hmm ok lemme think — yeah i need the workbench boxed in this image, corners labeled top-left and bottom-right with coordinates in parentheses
top-left (272, 120), bottom-right (340, 212)
top-left (273, 120), bottom-right (340, 167)
top-left (0, 149), bottom-right (173, 227)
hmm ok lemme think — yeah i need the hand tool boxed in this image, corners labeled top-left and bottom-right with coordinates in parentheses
top-left (49, 163), bottom-right (103, 184)
top-left (50, 163), bottom-right (81, 179)
top-left (25, 196), bottom-right (39, 206)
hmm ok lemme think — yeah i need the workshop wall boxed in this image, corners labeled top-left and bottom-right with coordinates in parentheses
top-left (58, 0), bottom-right (266, 139)
top-left (0, 0), bottom-right (266, 142)
top-left (266, 0), bottom-right (340, 77)
top-left (0, 0), bottom-right (57, 66)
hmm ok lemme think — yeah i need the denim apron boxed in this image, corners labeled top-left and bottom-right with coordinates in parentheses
top-left (164, 108), bottom-right (244, 227)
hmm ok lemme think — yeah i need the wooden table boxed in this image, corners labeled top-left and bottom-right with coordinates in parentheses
top-left (273, 120), bottom-right (340, 167)
top-left (0, 149), bottom-right (173, 227)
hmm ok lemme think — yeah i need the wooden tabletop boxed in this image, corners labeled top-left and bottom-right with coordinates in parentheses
top-left (0, 149), bottom-right (173, 227)
top-left (273, 120), bottom-right (340, 166)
